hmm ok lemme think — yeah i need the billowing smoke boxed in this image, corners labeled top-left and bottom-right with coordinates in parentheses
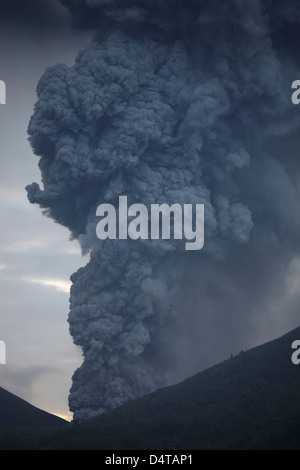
top-left (26, 0), bottom-right (300, 420)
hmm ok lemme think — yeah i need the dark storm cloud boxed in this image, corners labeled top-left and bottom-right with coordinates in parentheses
top-left (27, 0), bottom-right (300, 420)
top-left (0, 0), bottom-right (67, 29)
top-left (59, 0), bottom-right (207, 32)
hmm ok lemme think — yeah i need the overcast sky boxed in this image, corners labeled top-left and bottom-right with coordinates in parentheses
top-left (0, 0), bottom-right (92, 421)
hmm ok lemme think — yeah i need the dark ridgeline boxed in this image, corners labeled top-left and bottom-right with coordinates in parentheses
top-left (0, 387), bottom-right (67, 427)
top-left (47, 326), bottom-right (300, 450)
top-left (1, 326), bottom-right (299, 449)
top-left (0, 386), bottom-right (67, 450)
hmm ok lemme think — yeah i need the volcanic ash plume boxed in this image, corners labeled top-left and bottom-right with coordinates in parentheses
top-left (27, 0), bottom-right (300, 420)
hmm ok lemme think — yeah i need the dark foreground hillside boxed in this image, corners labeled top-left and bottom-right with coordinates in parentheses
top-left (0, 387), bottom-right (67, 428)
top-left (44, 326), bottom-right (300, 450)
top-left (0, 387), bottom-right (68, 450)
top-left (1, 326), bottom-right (300, 449)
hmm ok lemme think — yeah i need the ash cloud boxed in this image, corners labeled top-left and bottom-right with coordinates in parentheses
top-left (27, 0), bottom-right (300, 420)
top-left (0, 0), bottom-right (67, 29)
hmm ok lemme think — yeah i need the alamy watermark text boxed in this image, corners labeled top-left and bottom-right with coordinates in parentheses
top-left (292, 340), bottom-right (300, 365)
top-left (96, 196), bottom-right (204, 251)
top-left (0, 80), bottom-right (6, 105)
top-left (0, 340), bottom-right (6, 365)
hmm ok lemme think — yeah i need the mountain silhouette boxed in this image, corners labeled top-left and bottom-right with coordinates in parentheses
top-left (0, 386), bottom-right (67, 427)
top-left (48, 326), bottom-right (300, 450)
top-left (1, 326), bottom-right (299, 449)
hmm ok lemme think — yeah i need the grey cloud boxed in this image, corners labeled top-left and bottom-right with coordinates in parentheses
top-left (27, 1), bottom-right (300, 420)
top-left (0, 0), bottom-right (68, 29)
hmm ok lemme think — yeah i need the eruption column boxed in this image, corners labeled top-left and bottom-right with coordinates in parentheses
top-left (27, 0), bottom-right (300, 420)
